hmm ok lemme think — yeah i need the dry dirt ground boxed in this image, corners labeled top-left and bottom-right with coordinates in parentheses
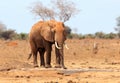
top-left (0, 39), bottom-right (120, 83)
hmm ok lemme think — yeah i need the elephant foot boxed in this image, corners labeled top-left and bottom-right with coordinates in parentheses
top-left (40, 65), bottom-right (45, 68)
top-left (62, 66), bottom-right (67, 69)
top-left (54, 65), bottom-right (61, 68)
top-left (45, 65), bottom-right (52, 68)
top-left (55, 65), bottom-right (67, 69)
top-left (34, 65), bottom-right (39, 68)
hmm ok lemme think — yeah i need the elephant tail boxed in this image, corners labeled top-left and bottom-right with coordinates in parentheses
top-left (28, 52), bottom-right (32, 60)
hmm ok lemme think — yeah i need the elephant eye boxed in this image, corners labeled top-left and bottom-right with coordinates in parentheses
top-left (53, 30), bottom-right (56, 33)
top-left (51, 28), bottom-right (55, 33)
top-left (63, 30), bottom-right (66, 35)
top-left (52, 30), bottom-right (56, 34)
top-left (62, 24), bottom-right (65, 27)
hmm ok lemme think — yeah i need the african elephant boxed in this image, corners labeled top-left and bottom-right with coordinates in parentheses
top-left (28, 20), bottom-right (67, 69)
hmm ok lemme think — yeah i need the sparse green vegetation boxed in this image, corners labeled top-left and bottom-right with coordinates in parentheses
top-left (0, 22), bottom-right (119, 40)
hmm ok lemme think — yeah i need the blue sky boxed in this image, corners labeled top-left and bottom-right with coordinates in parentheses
top-left (0, 0), bottom-right (120, 34)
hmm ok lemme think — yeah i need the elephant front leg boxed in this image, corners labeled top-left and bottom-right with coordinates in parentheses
top-left (60, 55), bottom-right (67, 69)
top-left (45, 46), bottom-right (52, 68)
top-left (39, 49), bottom-right (45, 68)
top-left (45, 51), bottom-right (52, 68)
top-left (55, 48), bottom-right (61, 68)
top-left (55, 47), bottom-right (67, 69)
top-left (40, 54), bottom-right (45, 67)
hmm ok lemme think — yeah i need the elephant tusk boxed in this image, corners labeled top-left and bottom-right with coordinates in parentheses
top-left (55, 42), bottom-right (62, 49)
top-left (64, 43), bottom-right (69, 49)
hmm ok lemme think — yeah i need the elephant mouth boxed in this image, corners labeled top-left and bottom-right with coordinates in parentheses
top-left (55, 42), bottom-right (62, 49)
top-left (55, 42), bottom-right (69, 49)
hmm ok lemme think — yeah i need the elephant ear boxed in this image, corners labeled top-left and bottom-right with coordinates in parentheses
top-left (41, 23), bottom-right (54, 42)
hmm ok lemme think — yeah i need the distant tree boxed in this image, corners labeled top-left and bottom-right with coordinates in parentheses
top-left (0, 22), bottom-right (6, 31)
top-left (115, 16), bottom-right (120, 38)
top-left (1, 29), bottom-right (16, 40)
top-left (109, 32), bottom-right (117, 39)
top-left (67, 33), bottom-right (80, 39)
top-left (18, 33), bottom-right (28, 40)
top-left (29, 0), bottom-right (79, 22)
top-left (78, 34), bottom-right (85, 39)
top-left (0, 22), bottom-right (7, 38)
top-left (84, 34), bottom-right (95, 39)
top-left (67, 33), bottom-right (73, 39)
top-left (95, 32), bottom-right (105, 38)
top-left (52, 0), bottom-right (79, 22)
top-left (104, 32), bottom-right (116, 39)
top-left (30, 1), bottom-right (56, 21)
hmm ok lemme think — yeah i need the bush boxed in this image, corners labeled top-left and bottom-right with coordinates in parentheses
top-left (18, 33), bottom-right (28, 40)
top-left (1, 29), bottom-right (16, 40)
top-left (84, 34), bottom-right (95, 39)
top-left (12, 33), bottom-right (28, 40)
top-left (67, 33), bottom-right (82, 39)
top-left (104, 33), bottom-right (117, 39)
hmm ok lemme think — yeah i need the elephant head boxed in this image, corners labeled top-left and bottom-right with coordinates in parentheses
top-left (41, 20), bottom-right (66, 44)
top-left (41, 20), bottom-right (67, 69)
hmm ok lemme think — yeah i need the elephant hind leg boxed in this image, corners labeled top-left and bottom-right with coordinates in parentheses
top-left (29, 40), bottom-right (38, 67)
top-left (32, 50), bottom-right (38, 67)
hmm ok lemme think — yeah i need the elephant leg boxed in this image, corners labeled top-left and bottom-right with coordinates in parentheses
top-left (33, 51), bottom-right (38, 67)
top-left (30, 41), bottom-right (38, 67)
top-left (60, 55), bottom-right (67, 69)
top-left (45, 43), bottom-right (52, 68)
top-left (55, 48), bottom-right (67, 69)
top-left (55, 48), bottom-right (61, 68)
top-left (45, 51), bottom-right (52, 68)
top-left (39, 48), bottom-right (45, 67)
top-left (59, 49), bottom-right (67, 69)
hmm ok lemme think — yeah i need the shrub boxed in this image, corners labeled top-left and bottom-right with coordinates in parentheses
top-left (1, 29), bottom-right (16, 40)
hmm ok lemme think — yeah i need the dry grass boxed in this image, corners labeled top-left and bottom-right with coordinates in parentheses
top-left (0, 39), bottom-right (120, 82)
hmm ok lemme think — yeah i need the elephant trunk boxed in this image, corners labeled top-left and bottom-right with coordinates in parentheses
top-left (55, 42), bottom-right (67, 69)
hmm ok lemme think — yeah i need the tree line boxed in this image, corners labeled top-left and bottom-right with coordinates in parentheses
top-left (0, 22), bottom-right (119, 40)
top-left (0, 22), bottom-right (28, 40)
top-left (68, 32), bottom-right (117, 39)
